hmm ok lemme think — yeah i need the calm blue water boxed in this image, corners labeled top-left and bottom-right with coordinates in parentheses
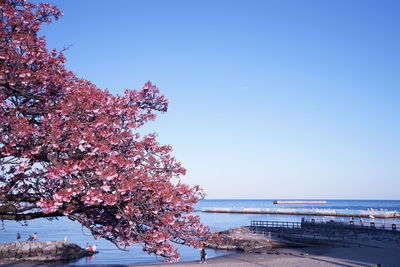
top-left (1, 199), bottom-right (399, 265)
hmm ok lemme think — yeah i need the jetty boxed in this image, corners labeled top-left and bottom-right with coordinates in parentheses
top-left (273, 200), bottom-right (326, 204)
top-left (206, 219), bottom-right (400, 252)
top-left (248, 219), bottom-right (400, 249)
top-left (201, 207), bottom-right (400, 218)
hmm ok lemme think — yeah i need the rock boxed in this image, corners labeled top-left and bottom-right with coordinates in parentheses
top-left (204, 226), bottom-right (303, 252)
top-left (0, 241), bottom-right (96, 262)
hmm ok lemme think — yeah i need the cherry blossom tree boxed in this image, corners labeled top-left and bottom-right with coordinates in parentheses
top-left (0, 0), bottom-right (210, 261)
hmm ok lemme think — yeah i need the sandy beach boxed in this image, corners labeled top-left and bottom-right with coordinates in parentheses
top-left (164, 247), bottom-right (397, 267)
top-left (137, 241), bottom-right (399, 267)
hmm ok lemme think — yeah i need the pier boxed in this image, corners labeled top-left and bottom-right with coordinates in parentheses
top-left (201, 207), bottom-right (400, 218)
top-left (249, 219), bottom-right (400, 248)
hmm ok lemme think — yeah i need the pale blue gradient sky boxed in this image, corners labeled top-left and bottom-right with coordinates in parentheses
top-left (39, 0), bottom-right (400, 199)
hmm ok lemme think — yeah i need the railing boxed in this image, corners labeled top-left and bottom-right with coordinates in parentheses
top-left (250, 220), bottom-right (399, 233)
top-left (302, 220), bottom-right (400, 232)
top-left (250, 220), bottom-right (301, 229)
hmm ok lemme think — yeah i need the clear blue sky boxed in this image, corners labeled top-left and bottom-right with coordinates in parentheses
top-left (39, 0), bottom-right (400, 199)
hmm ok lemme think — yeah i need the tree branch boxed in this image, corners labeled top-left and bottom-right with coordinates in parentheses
top-left (0, 211), bottom-right (63, 220)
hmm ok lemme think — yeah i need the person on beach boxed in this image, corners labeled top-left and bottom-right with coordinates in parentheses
top-left (27, 235), bottom-right (33, 241)
top-left (200, 248), bottom-right (207, 264)
top-left (33, 232), bottom-right (38, 241)
top-left (86, 243), bottom-right (97, 252)
top-left (16, 233), bottom-right (21, 240)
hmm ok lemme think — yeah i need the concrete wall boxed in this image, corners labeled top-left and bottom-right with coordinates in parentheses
top-left (0, 241), bottom-right (93, 261)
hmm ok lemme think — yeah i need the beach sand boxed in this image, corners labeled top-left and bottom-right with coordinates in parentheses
top-left (2, 244), bottom-right (398, 267)
top-left (139, 242), bottom-right (399, 267)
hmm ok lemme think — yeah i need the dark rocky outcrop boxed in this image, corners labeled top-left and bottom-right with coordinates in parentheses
top-left (0, 241), bottom-right (97, 261)
top-left (204, 226), bottom-right (305, 252)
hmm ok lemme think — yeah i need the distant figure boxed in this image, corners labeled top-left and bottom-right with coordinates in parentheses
top-left (27, 235), bottom-right (34, 241)
top-left (86, 244), bottom-right (97, 252)
top-left (369, 215), bottom-right (375, 222)
top-left (33, 232), bottom-right (38, 241)
top-left (200, 248), bottom-right (207, 263)
top-left (64, 237), bottom-right (69, 243)
top-left (16, 233), bottom-right (21, 240)
top-left (380, 223), bottom-right (385, 229)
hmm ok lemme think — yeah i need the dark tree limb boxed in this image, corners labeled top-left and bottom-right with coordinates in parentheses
top-left (0, 211), bottom-right (63, 220)
top-left (0, 204), bottom-right (17, 213)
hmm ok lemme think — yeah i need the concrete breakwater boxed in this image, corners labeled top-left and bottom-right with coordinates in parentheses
top-left (273, 200), bottom-right (326, 204)
top-left (0, 241), bottom-right (96, 261)
top-left (201, 207), bottom-right (400, 218)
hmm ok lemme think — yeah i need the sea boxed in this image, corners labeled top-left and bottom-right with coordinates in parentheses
top-left (1, 199), bottom-right (400, 265)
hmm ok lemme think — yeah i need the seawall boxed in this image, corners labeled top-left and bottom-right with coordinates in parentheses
top-left (201, 207), bottom-right (400, 218)
top-left (273, 200), bottom-right (326, 204)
